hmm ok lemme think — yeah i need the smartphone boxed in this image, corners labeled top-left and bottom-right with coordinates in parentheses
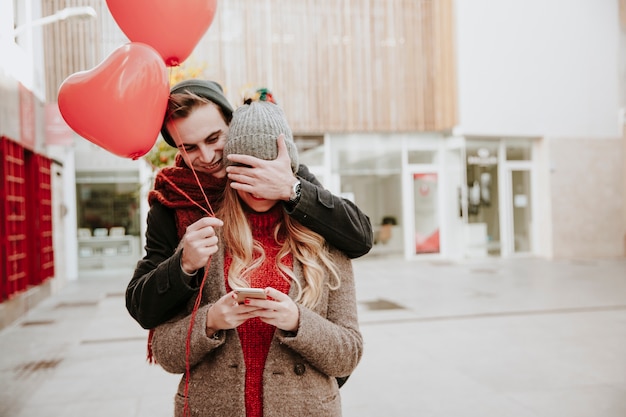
top-left (233, 287), bottom-right (267, 304)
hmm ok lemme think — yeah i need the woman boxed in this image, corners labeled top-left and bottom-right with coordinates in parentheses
top-left (151, 97), bottom-right (363, 417)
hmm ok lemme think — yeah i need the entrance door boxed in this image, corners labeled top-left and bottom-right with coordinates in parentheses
top-left (505, 168), bottom-right (532, 254)
top-left (500, 140), bottom-right (534, 256)
top-left (463, 139), bottom-right (535, 258)
top-left (465, 142), bottom-right (500, 256)
top-left (412, 173), bottom-right (440, 254)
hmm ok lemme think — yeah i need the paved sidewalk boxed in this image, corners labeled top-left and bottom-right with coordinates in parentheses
top-left (0, 256), bottom-right (625, 417)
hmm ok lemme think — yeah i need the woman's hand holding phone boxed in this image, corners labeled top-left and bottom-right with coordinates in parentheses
top-left (205, 290), bottom-right (266, 335)
top-left (245, 288), bottom-right (300, 333)
top-left (233, 287), bottom-right (267, 304)
top-left (205, 288), bottom-right (299, 336)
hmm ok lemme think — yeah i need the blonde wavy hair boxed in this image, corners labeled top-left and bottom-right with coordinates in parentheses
top-left (217, 186), bottom-right (341, 309)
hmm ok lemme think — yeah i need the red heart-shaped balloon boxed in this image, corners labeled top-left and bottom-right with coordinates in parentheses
top-left (106, 0), bottom-right (218, 66)
top-left (58, 42), bottom-right (169, 159)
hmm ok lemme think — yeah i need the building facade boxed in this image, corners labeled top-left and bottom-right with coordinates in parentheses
top-left (183, 0), bottom-right (624, 260)
top-left (1, 0), bottom-right (624, 324)
top-left (44, 0), bottom-right (626, 266)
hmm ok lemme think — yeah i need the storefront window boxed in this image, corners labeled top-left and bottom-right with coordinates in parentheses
top-left (506, 142), bottom-right (532, 160)
top-left (332, 134), bottom-right (404, 254)
top-left (334, 134), bottom-right (402, 172)
top-left (76, 181), bottom-right (140, 237)
top-left (408, 150), bottom-right (437, 164)
top-left (511, 170), bottom-right (532, 253)
top-left (465, 143), bottom-right (500, 256)
top-left (295, 135), bottom-right (325, 166)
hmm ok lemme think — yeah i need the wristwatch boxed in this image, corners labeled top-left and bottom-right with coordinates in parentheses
top-left (288, 179), bottom-right (302, 205)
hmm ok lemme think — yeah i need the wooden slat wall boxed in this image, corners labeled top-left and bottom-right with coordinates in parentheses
top-left (198, 0), bottom-right (457, 133)
top-left (42, 0), bottom-right (113, 102)
top-left (44, 0), bottom-right (457, 133)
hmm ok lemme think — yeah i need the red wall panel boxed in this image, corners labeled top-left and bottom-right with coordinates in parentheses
top-left (0, 137), bottom-right (54, 301)
top-left (0, 137), bottom-right (28, 300)
top-left (26, 151), bottom-right (55, 287)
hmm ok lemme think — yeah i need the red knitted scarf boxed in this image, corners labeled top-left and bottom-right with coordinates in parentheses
top-left (149, 153), bottom-right (226, 238)
top-left (224, 205), bottom-right (292, 417)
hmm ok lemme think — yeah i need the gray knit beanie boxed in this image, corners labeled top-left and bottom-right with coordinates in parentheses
top-left (224, 101), bottom-right (299, 173)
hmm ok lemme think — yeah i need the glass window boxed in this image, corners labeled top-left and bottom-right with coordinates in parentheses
top-left (332, 134), bottom-right (404, 255)
top-left (467, 144), bottom-right (498, 167)
top-left (511, 170), bottom-right (532, 253)
top-left (506, 142), bottom-right (532, 161)
top-left (13, 0), bottom-right (27, 46)
top-left (332, 134), bottom-right (402, 173)
top-left (295, 135), bottom-right (324, 167)
top-left (408, 150), bottom-right (437, 164)
top-left (466, 141), bottom-right (500, 255)
top-left (76, 182), bottom-right (140, 237)
top-left (342, 173), bottom-right (403, 254)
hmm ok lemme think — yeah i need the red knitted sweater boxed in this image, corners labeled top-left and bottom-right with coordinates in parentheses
top-left (225, 205), bottom-right (292, 417)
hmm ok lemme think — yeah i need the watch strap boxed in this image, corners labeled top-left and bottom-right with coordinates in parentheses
top-left (288, 179), bottom-right (302, 205)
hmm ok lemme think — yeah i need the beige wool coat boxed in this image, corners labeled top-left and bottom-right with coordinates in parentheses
top-left (152, 244), bottom-right (363, 417)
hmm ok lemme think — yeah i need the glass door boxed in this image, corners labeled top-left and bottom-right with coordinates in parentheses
top-left (510, 169), bottom-right (532, 253)
top-left (501, 140), bottom-right (534, 256)
top-left (462, 138), bottom-right (535, 257)
top-left (412, 173), bottom-right (440, 254)
top-left (465, 142), bottom-right (500, 256)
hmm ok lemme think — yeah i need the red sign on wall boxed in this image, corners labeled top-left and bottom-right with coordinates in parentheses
top-left (18, 83), bottom-right (36, 149)
top-left (45, 103), bottom-right (74, 146)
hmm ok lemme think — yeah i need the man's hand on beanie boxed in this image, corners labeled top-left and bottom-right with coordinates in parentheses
top-left (226, 134), bottom-right (295, 201)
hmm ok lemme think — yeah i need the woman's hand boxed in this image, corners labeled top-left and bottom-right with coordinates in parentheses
top-left (205, 292), bottom-right (266, 335)
top-left (246, 287), bottom-right (300, 332)
top-left (180, 216), bottom-right (223, 273)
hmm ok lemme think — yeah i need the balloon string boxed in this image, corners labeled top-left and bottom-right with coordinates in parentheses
top-left (164, 109), bottom-right (215, 217)
top-left (159, 174), bottom-right (214, 217)
top-left (181, 147), bottom-right (216, 217)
